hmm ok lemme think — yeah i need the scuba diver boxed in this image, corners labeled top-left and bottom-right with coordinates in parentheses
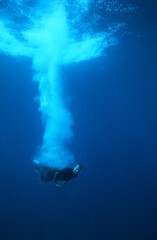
top-left (35, 162), bottom-right (83, 189)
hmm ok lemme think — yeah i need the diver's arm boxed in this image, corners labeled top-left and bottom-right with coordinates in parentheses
top-left (54, 172), bottom-right (58, 183)
top-left (54, 171), bottom-right (60, 189)
top-left (54, 172), bottom-right (67, 189)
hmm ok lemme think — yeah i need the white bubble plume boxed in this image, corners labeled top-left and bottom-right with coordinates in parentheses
top-left (0, 0), bottom-right (124, 168)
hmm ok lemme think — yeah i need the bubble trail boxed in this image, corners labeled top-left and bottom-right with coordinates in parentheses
top-left (0, 0), bottom-right (123, 168)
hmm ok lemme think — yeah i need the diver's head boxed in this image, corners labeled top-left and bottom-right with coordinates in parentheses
top-left (73, 163), bottom-right (83, 174)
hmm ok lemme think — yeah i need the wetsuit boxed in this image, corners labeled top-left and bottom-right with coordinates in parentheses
top-left (36, 164), bottom-right (78, 183)
top-left (54, 168), bottom-right (78, 184)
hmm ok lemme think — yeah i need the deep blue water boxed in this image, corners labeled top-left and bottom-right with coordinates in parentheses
top-left (0, 1), bottom-right (157, 240)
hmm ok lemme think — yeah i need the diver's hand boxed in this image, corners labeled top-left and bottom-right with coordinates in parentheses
top-left (55, 183), bottom-right (61, 190)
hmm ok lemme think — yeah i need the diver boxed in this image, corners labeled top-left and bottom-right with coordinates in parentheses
top-left (35, 162), bottom-right (83, 189)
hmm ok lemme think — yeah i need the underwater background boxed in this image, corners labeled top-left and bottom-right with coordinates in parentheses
top-left (0, 0), bottom-right (156, 239)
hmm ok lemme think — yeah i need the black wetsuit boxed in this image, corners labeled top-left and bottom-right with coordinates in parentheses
top-left (36, 164), bottom-right (78, 183)
top-left (54, 168), bottom-right (78, 184)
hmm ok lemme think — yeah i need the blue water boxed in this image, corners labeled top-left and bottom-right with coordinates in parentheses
top-left (0, 0), bottom-right (156, 239)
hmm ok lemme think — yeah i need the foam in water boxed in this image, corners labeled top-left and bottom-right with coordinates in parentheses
top-left (0, 0), bottom-right (131, 168)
